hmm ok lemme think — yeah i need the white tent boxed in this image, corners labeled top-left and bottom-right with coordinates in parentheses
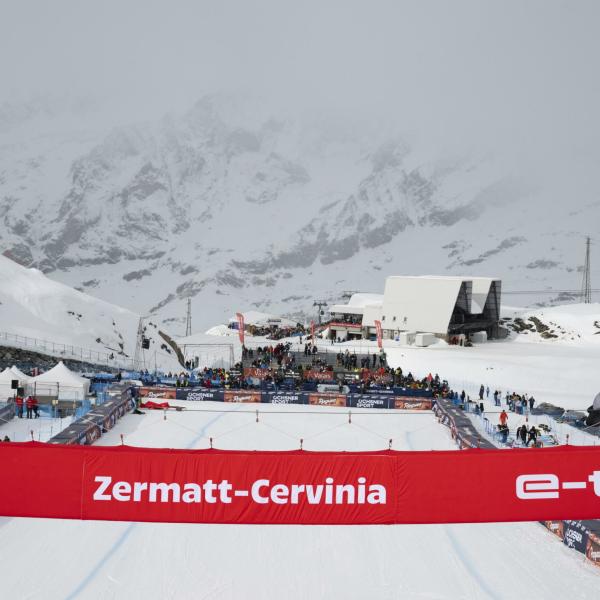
top-left (0, 368), bottom-right (21, 402)
top-left (31, 361), bottom-right (90, 400)
top-left (9, 365), bottom-right (31, 382)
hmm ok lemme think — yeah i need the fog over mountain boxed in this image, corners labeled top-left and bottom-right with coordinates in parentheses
top-left (1, 0), bottom-right (599, 333)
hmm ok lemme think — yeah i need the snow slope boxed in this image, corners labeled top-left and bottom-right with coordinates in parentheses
top-left (0, 402), bottom-right (598, 599)
top-left (0, 255), bottom-right (182, 372)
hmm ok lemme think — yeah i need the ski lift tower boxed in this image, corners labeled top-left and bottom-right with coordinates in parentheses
top-left (313, 301), bottom-right (328, 325)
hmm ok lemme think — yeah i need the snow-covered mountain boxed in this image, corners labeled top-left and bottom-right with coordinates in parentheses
top-left (1, 95), bottom-right (598, 334)
top-left (0, 255), bottom-right (182, 371)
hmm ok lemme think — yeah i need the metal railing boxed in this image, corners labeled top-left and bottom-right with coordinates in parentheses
top-left (0, 331), bottom-right (135, 370)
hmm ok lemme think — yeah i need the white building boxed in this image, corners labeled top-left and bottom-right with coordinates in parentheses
top-left (328, 276), bottom-right (501, 341)
top-left (328, 294), bottom-right (383, 341)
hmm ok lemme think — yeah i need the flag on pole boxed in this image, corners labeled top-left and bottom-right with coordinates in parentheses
top-left (311, 320), bottom-right (315, 342)
top-left (374, 320), bottom-right (383, 349)
top-left (236, 312), bottom-right (245, 345)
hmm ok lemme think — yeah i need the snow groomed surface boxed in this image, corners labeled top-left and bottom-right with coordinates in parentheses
top-left (1, 401), bottom-right (599, 599)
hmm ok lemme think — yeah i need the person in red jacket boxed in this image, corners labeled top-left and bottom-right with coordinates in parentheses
top-left (15, 395), bottom-right (23, 418)
top-left (25, 395), bottom-right (33, 419)
top-left (499, 409), bottom-right (508, 426)
top-left (31, 396), bottom-right (39, 418)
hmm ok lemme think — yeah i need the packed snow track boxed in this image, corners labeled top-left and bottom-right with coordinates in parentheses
top-left (1, 401), bottom-right (598, 599)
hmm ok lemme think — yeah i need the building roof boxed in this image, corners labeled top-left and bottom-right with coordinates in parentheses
top-left (330, 293), bottom-right (383, 315)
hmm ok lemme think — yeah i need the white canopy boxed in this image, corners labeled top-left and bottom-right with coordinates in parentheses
top-left (0, 367), bottom-right (30, 401)
top-left (9, 365), bottom-right (31, 381)
top-left (31, 361), bottom-right (90, 400)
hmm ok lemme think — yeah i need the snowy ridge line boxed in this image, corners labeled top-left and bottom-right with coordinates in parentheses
top-left (47, 385), bottom-right (135, 445)
top-left (0, 330), bottom-right (130, 370)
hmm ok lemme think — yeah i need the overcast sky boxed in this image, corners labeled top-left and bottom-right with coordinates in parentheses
top-left (2, 0), bottom-right (600, 163)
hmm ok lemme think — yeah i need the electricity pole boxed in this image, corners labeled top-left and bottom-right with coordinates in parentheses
top-left (185, 298), bottom-right (192, 337)
top-left (580, 236), bottom-right (592, 304)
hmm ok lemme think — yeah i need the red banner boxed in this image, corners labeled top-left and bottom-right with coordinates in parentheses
top-left (374, 320), bottom-right (383, 349)
top-left (243, 368), bottom-right (271, 380)
top-left (304, 370), bottom-right (336, 381)
top-left (3, 444), bottom-right (600, 525)
top-left (139, 387), bottom-right (176, 400)
top-left (394, 398), bottom-right (433, 410)
top-left (308, 393), bottom-right (347, 407)
top-left (223, 390), bottom-right (261, 403)
top-left (236, 312), bottom-right (245, 345)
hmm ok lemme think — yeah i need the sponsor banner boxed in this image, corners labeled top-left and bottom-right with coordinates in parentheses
top-left (224, 390), bottom-right (262, 403)
top-left (176, 389), bottom-right (225, 402)
top-left (265, 393), bottom-right (306, 405)
top-left (308, 393), bottom-right (347, 407)
top-left (542, 520), bottom-right (564, 539)
top-left (374, 320), bottom-right (383, 349)
top-left (304, 371), bottom-right (336, 382)
top-left (329, 322), bottom-right (362, 330)
top-left (394, 398), bottom-right (433, 410)
top-left (348, 395), bottom-right (390, 409)
top-left (4, 445), bottom-right (600, 525)
top-left (563, 521), bottom-right (589, 553)
top-left (243, 368), bottom-right (271, 380)
top-left (236, 312), bottom-right (245, 345)
top-left (139, 387), bottom-right (177, 400)
top-left (586, 532), bottom-right (600, 566)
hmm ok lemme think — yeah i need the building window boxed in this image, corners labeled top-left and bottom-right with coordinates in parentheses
top-left (392, 316), bottom-right (396, 321)
top-left (382, 316), bottom-right (385, 321)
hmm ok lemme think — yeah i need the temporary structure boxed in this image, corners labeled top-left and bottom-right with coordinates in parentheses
top-left (9, 365), bottom-right (31, 382)
top-left (0, 367), bottom-right (22, 401)
top-left (30, 361), bottom-right (90, 400)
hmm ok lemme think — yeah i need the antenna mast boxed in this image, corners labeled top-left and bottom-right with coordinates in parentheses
top-left (580, 236), bottom-right (592, 304)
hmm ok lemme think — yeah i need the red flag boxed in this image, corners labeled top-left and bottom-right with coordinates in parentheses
top-left (236, 312), bottom-right (245, 345)
top-left (374, 320), bottom-right (383, 349)
top-left (311, 320), bottom-right (315, 342)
